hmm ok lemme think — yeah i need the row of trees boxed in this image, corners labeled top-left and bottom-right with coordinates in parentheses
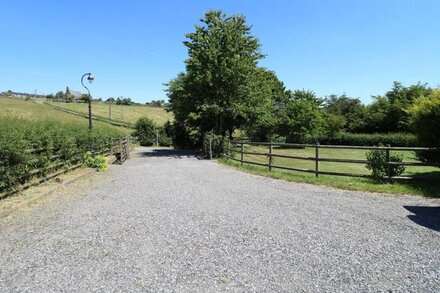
top-left (165, 10), bottom-right (439, 158)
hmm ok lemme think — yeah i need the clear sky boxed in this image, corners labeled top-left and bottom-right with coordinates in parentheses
top-left (1, 0), bottom-right (439, 103)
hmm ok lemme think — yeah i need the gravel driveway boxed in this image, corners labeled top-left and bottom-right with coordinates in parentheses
top-left (1, 147), bottom-right (439, 292)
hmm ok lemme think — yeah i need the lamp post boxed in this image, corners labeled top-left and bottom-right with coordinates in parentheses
top-left (81, 72), bottom-right (94, 130)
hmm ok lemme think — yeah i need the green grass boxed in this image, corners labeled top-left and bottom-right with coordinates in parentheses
top-left (46, 100), bottom-right (173, 126)
top-left (0, 97), bottom-right (132, 133)
top-left (221, 144), bottom-right (440, 197)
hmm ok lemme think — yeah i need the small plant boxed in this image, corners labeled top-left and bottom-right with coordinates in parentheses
top-left (83, 151), bottom-right (109, 171)
top-left (366, 149), bottom-right (405, 181)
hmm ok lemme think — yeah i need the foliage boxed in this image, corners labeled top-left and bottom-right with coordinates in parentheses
top-left (278, 90), bottom-right (326, 143)
top-left (80, 94), bottom-right (90, 102)
top-left (134, 117), bottom-right (157, 146)
top-left (83, 152), bottom-right (109, 171)
top-left (167, 10), bottom-right (265, 145)
top-left (408, 89), bottom-right (440, 162)
top-left (0, 117), bottom-right (123, 193)
top-left (365, 82), bottom-right (432, 133)
top-left (54, 91), bottom-right (64, 100)
top-left (324, 113), bottom-right (346, 137)
top-left (366, 149), bottom-right (405, 181)
top-left (302, 132), bottom-right (417, 147)
top-left (116, 97), bottom-right (133, 105)
top-left (241, 68), bottom-right (288, 141)
top-left (147, 100), bottom-right (166, 107)
top-left (324, 94), bottom-right (366, 132)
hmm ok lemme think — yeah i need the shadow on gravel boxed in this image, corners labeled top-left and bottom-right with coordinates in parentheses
top-left (138, 148), bottom-right (197, 159)
top-left (404, 206), bottom-right (440, 232)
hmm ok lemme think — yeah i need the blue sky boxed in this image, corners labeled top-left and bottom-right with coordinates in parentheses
top-left (1, 0), bottom-right (439, 103)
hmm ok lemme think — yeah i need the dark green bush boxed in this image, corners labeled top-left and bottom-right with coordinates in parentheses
top-left (134, 117), bottom-right (157, 146)
top-left (366, 149), bottom-right (405, 181)
top-left (302, 132), bottom-right (418, 147)
top-left (0, 116), bottom-right (123, 193)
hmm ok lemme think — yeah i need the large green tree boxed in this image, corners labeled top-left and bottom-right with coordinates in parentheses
top-left (324, 94), bottom-right (366, 133)
top-left (365, 82), bottom-right (432, 133)
top-left (239, 68), bottom-right (288, 141)
top-left (278, 90), bottom-right (326, 143)
top-left (169, 10), bottom-right (264, 139)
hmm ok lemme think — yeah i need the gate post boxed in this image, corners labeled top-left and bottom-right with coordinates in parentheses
top-left (315, 142), bottom-right (320, 177)
top-left (209, 135), bottom-right (213, 160)
top-left (268, 142), bottom-right (273, 171)
top-left (386, 144), bottom-right (391, 182)
top-left (240, 142), bottom-right (244, 165)
top-left (126, 134), bottom-right (130, 159)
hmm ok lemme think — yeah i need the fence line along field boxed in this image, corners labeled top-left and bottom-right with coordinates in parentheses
top-left (221, 141), bottom-right (440, 196)
top-left (46, 100), bottom-right (173, 126)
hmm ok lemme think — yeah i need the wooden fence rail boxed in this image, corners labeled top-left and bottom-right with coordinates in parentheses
top-left (0, 136), bottom-right (131, 199)
top-left (221, 140), bottom-right (440, 180)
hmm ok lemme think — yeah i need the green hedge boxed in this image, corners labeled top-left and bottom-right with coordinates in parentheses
top-left (0, 117), bottom-right (124, 193)
top-left (301, 132), bottom-right (418, 147)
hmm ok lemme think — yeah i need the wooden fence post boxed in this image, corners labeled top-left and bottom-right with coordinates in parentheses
top-left (209, 135), bottom-right (213, 160)
top-left (315, 142), bottom-right (320, 177)
top-left (240, 142), bottom-right (244, 165)
top-left (386, 144), bottom-right (391, 182)
top-left (228, 139), bottom-right (231, 156)
top-left (269, 142), bottom-right (273, 171)
top-left (119, 137), bottom-right (123, 163)
top-left (126, 135), bottom-right (130, 159)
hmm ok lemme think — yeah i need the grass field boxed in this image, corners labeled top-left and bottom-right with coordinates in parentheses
top-left (46, 100), bottom-right (173, 126)
top-left (0, 97), bottom-right (132, 132)
top-left (222, 144), bottom-right (440, 197)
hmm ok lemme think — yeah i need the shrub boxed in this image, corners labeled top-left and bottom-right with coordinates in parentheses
top-left (134, 117), bottom-right (157, 146)
top-left (366, 149), bottom-right (405, 181)
top-left (83, 152), bottom-right (109, 171)
top-left (0, 117), bottom-right (123, 193)
top-left (302, 132), bottom-right (418, 147)
top-left (408, 89), bottom-right (440, 162)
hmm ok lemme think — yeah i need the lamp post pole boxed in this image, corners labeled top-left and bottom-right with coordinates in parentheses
top-left (81, 72), bottom-right (94, 130)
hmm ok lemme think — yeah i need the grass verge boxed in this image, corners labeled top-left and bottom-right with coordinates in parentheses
top-left (218, 158), bottom-right (440, 198)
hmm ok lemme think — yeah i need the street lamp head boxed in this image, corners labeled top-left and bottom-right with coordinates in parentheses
top-left (87, 73), bottom-right (94, 83)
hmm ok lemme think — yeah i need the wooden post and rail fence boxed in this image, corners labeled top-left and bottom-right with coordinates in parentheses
top-left (0, 135), bottom-right (132, 199)
top-left (215, 139), bottom-right (440, 181)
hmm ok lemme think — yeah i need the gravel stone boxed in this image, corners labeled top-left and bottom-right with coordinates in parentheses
top-left (0, 147), bottom-right (439, 292)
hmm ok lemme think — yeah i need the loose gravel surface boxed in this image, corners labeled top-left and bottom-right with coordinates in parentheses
top-left (1, 147), bottom-right (439, 292)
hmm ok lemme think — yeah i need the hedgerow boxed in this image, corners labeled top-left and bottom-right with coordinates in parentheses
top-left (0, 117), bottom-right (124, 193)
top-left (301, 132), bottom-right (418, 147)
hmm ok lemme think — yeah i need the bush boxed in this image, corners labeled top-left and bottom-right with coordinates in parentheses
top-left (134, 117), bottom-right (157, 146)
top-left (408, 89), bottom-right (440, 162)
top-left (83, 152), bottom-right (109, 171)
top-left (0, 117), bottom-right (123, 193)
top-left (302, 132), bottom-right (418, 147)
top-left (366, 149), bottom-right (405, 181)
